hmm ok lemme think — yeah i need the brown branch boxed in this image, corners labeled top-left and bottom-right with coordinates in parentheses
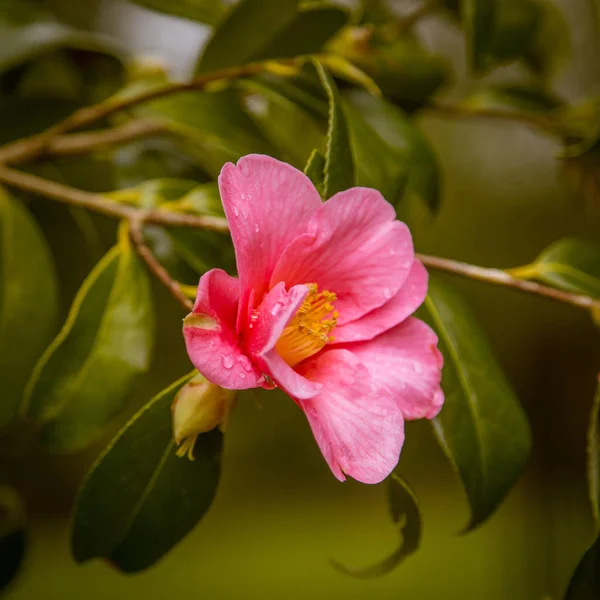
top-left (0, 58), bottom-right (299, 166)
top-left (129, 220), bottom-right (193, 311)
top-left (0, 162), bottom-right (596, 316)
top-left (0, 119), bottom-right (165, 165)
top-left (416, 253), bottom-right (600, 312)
top-left (0, 164), bottom-right (229, 232)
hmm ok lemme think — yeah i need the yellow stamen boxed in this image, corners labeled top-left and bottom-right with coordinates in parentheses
top-left (276, 284), bottom-right (338, 367)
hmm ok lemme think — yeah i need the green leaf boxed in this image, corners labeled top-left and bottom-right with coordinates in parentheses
top-left (304, 148), bottom-right (326, 194)
top-left (341, 101), bottom-right (406, 206)
top-left (239, 78), bottom-right (326, 169)
top-left (0, 188), bottom-right (58, 431)
top-left (462, 0), bottom-right (496, 72)
top-left (564, 537), bottom-right (600, 600)
top-left (108, 178), bottom-right (224, 216)
top-left (345, 90), bottom-right (440, 212)
top-left (0, 486), bottom-right (26, 592)
top-left (331, 474), bottom-right (422, 578)
top-left (141, 88), bottom-right (275, 178)
top-left (312, 59), bottom-right (355, 198)
top-left (511, 238), bottom-right (600, 299)
top-left (329, 29), bottom-right (448, 111)
top-left (128, 0), bottom-right (225, 25)
top-left (588, 377), bottom-right (600, 528)
top-left (23, 226), bottom-right (154, 453)
top-left (71, 373), bottom-right (223, 572)
top-left (564, 378), bottom-right (600, 599)
top-left (0, 0), bottom-right (125, 76)
top-left (195, 0), bottom-right (347, 74)
top-left (423, 277), bottom-right (531, 530)
top-left (523, 0), bottom-right (570, 79)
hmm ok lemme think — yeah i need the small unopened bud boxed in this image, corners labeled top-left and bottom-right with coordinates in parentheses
top-left (171, 374), bottom-right (235, 460)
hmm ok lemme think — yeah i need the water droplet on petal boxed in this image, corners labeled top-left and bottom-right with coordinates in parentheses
top-left (254, 224), bottom-right (260, 233)
top-left (270, 302), bottom-right (284, 316)
top-left (383, 287), bottom-right (392, 299)
top-left (239, 372), bottom-right (246, 380)
top-left (238, 356), bottom-right (252, 372)
top-left (222, 356), bottom-right (234, 369)
top-left (232, 206), bottom-right (239, 217)
top-left (389, 248), bottom-right (397, 256)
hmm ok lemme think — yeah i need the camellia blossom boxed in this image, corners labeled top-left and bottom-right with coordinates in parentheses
top-left (183, 154), bottom-right (444, 484)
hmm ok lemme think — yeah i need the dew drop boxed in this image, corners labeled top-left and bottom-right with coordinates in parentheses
top-left (389, 248), bottom-right (397, 256)
top-left (222, 355), bottom-right (234, 369)
top-left (270, 302), bottom-right (284, 316)
top-left (383, 287), bottom-right (392, 299)
top-left (232, 206), bottom-right (240, 217)
top-left (239, 372), bottom-right (246, 380)
top-left (238, 356), bottom-right (252, 372)
top-left (254, 224), bottom-right (260, 233)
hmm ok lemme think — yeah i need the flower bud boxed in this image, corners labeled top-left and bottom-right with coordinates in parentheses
top-left (171, 374), bottom-right (235, 460)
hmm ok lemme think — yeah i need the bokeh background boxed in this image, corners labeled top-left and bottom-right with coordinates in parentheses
top-left (1, 0), bottom-right (600, 598)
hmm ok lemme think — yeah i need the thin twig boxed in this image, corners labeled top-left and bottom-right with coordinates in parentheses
top-left (0, 162), bottom-right (596, 315)
top-left (416, 253), bottom-right (600, 312)
top-left (129, 220), bottom-right (193, 311)
top-left (0, 59), bottom-right (299, 166)
top-left (0, 164), bottom-right (229, 232)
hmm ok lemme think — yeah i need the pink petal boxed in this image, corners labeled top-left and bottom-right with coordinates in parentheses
top-left (333, 260), bottom-right (428, 343)
top-left (247, 282), bottom-right (323, 400)
top-left (342, 318), bottom-right (444, 420)
top-left (218, 154), bottom-right (322, 324)
top-left (183, 269), bottom-right (263, 390)
top-left (270, 187), bottom-right (414, 325)
top-left (296, 349), bottom-right (405, 484)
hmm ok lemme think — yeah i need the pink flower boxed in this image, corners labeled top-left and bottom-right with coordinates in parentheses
top-left (183, 155), bottom-right (444, 484)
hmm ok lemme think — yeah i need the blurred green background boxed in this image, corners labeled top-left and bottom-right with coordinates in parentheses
top-left (1, 0), bottom-right (600, 598)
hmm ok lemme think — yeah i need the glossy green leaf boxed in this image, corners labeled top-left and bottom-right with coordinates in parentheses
top-left (304, 148), bottom-right (326, 194)
top-left (239, 79), bottom-right (325, 169)
top-left (0, 486), bottom-right (26, 592)
top-left (341, 101), bottom-right (406, 206)
top-left (523, 0), bottom-right (570, 79)
top-left (129, 0), bottom-right (225, 25)
top-left (0, 0), bottom-right (124, 76)
top-left (71, 373), bottom-right (223, 572)
top-left (588, 378), bottom-right (600, 527)
top-left (329, 29), bottom-right (448, 110)
top-left (141, 88), bottom-right (275, 178)
top-left (312, 59), bottom-right (355, 198)
top-left (23, 227), bottom-right (154, 453)
top-left (196, 0), bottom-right (347, 73)
top-left (424, 277), bottom-right (531, 530)
top-left (345, 90), bottom-right (440, 212)
top-left (108, 178), bottom-right (224, 216)
top-left (462, 0), bottom-right (496, 72)
top-left (564, 537), bottom-right (600, 600)
top-left (511, 238), bottom-right (600, 299)
top-left (0, 188), bottom-right (58, 431)
top-left (331, 474), bottom-right (422, 578)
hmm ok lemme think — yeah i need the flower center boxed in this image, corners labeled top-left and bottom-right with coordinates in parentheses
top-left (276, 284), bottom-right (338, 367)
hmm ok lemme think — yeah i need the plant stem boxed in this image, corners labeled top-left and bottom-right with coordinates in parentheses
top-left (416, 253), bottom-right (600, 312)
top-left (129, 220), bottom-right (193, 311)
top-left (0, 164), bottom-right (229, 232)
top-left (0, 59), bottom-right (299, 166)
top-left (0, 162), bottom-right (596, 315)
